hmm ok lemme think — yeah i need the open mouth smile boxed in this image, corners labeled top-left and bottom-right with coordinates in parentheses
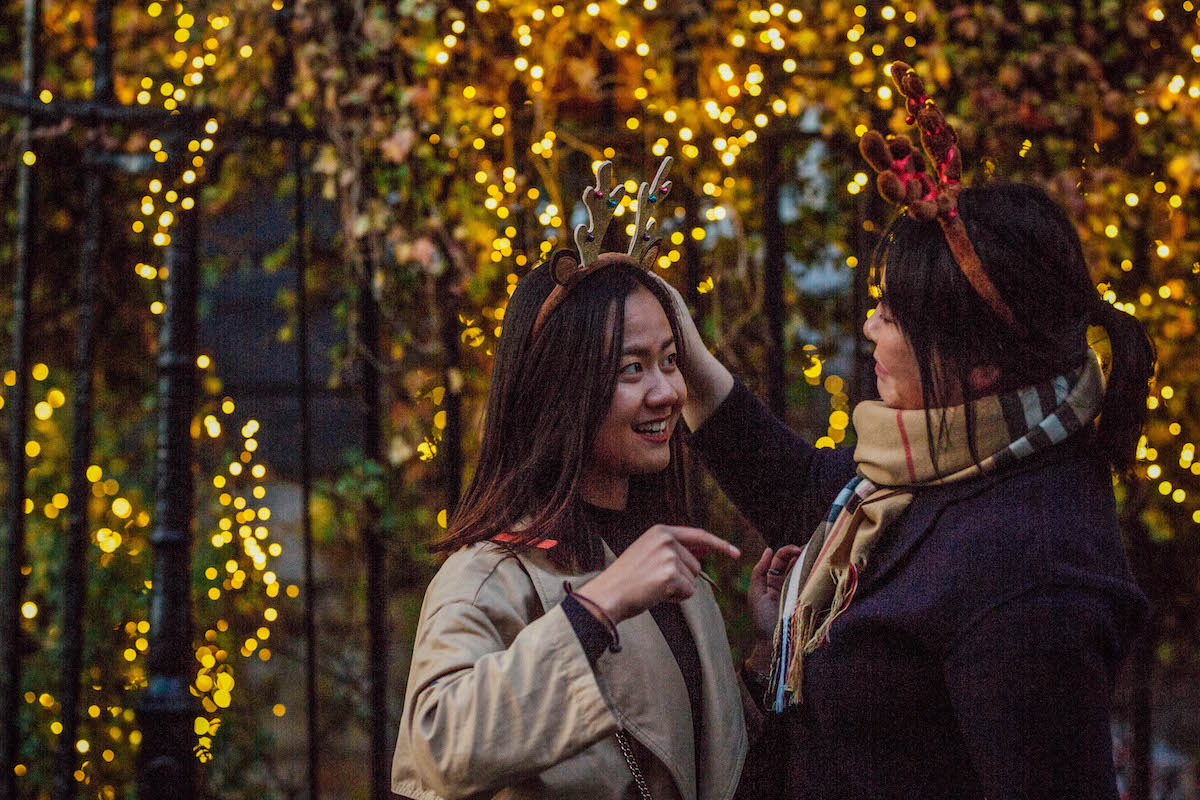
top-left (632, 417), bottom-right (672, 442)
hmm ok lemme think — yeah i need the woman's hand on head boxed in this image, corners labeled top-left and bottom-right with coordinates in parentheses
top-left (648, 273), bottom-right (734, 430)
top-left (748, 545), bottom-right (803, 640)
top-left (580, 525), bottom-right (740, 624)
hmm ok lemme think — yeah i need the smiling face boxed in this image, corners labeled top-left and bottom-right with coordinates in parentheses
top-left (583, 285), bottom-right (686, 509)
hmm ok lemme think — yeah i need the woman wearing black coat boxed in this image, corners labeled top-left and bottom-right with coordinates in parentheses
top-left (662, 166), bottom-right (1155, 795)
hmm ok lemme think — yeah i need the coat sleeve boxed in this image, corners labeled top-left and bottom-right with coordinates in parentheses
top-left (686, 378), bottom-right (857, 549)
top-left (943, 584), bottom-right (1126, 800)
top-left (397, 589), bottom-right (619, 800)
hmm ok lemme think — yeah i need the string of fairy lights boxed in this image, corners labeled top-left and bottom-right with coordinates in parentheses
top-left (415, 1), bottom-right (932, 474)
top-left (6, 0), bottom-right (1200, 790)
top-left (6, 0), bottom-right (295, 789)
top-left (416, 0), bottom-right (1199, 529)
top-left (1120, 3), bottom-right (1200, 530)
top-left (3, 362), bottom-right (296, 789)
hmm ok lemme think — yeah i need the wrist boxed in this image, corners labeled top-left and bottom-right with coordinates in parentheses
top-left (578, 575), bottom-right (630, 624)
top-left (564, 581), bottom-right (621, 653)
top-left (681, 353), bottom-right (733, 430)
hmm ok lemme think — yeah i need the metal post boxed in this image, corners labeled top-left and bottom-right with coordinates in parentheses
top-left (52, 1), bottom-right (112, 795)
top-left (273, 0), bottom-right (321, 789)
top-left (761, 132), bottom-right (786, 418)
top-left (356, 251), bottom-right (388, 800)
top-left (292, 138), bottom-right (321, 800)
top-left (680, 175), bottom-right (707, 527)
top-left (851, 108), bottom-right (888, 408)
top-left (436, 265), bottom-right (463, 519)
top-left (1126, 225), bottom-right (1153, 800)
top-left (135, 143), bottom-right (201, 799)
top-left (2, 0), bottom-right (42, 791)
top-left (52, 164), bottom-right (105, 800)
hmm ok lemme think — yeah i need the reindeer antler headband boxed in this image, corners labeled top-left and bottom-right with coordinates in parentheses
top-left (859, 61), bottom-right (1018, 329)
top-left (531, 157), bottom-right (673, 336)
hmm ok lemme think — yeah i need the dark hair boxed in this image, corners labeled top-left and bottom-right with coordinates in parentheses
top-left (873, 182), bottom-right (1156, 475)
top-left (433, 257), bottom-right (690, 569)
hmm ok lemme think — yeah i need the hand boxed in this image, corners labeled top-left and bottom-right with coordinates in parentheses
top-left (651, 274), bottom-right (707, 369)
top-left (649, 273), bottom-right (734, 429)
top-left (748, 545), bottom-right (803, 640)
top-left (580, 525), bottom-right (740, 624)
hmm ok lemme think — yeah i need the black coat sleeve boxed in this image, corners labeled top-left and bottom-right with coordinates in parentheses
top-left (561, 595), bottom-right (612, 663)
top-left (686, 378), bottom-right (857, 549)
top-left (944, 585), bottom-right (1126, 800)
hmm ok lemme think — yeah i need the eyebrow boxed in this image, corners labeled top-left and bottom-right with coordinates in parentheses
top-left (622, 337), bottom-right (676, 357)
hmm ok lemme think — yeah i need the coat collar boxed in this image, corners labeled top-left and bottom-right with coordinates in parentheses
top-left (510, 541), bottom-right (747, 800)
top-left (859, 437), bottom-right (1087, 592)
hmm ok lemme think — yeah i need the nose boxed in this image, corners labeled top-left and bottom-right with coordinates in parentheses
top-left (645, 367), bottom-right (682, 409)
top-left (862, 304), bottom-right (880, 343)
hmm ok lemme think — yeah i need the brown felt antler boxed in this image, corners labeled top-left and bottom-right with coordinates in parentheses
top-left (573, 160), bottom-right (627, 267)
top-left (530, 157), bottom-right (675, 338)
top-left (627, 156), bottom-right (673, 265)
top-left (860, 61), bottom-right (1018, 329)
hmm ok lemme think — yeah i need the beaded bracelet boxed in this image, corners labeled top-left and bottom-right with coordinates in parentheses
top-left (563, 580), bottom-right (621, 653)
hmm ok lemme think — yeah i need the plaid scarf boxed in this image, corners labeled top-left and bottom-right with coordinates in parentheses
top-left (767, 351), bottom-right (1106, 712)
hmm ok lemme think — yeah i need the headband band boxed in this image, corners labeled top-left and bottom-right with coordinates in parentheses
top-left (859, 61), bottom-right (1019, 329)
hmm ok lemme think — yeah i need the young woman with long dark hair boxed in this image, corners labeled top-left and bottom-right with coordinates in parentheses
top-left (670, 65), bottom-right (1155, 799)
top-left (392, 169), bottom-right (748, 800)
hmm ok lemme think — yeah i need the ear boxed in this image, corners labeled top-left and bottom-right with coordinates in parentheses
top-left (549, 248), bottom-right (581, 286)
top-left (968, 363), bottom-right (1000, 396)
top-left (638, 238), bottom-right (663, 271)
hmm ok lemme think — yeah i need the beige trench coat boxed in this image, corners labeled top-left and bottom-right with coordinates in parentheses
top-left (392, 539), bottom-right (748, 800)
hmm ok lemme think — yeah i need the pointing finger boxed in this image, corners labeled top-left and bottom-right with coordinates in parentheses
top-left (671, 527), bottom-right (740, 560)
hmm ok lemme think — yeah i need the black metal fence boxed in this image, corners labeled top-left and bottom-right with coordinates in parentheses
top-left (0, 0), bottom-right (339, 793)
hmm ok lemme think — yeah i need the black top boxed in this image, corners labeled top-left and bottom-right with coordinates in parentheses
top-left (690, 379), bottom-right (1147, 800)
top-left (562, 502), bottom-right (705, 761)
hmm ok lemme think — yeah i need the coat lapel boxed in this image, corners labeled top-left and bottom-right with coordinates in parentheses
top-left (856, 492), bottom-right (946, 593)
top-left (860, 458), bottom-right (1042, 593)
top-left (516, 543), bottom-right (744, 800)
top-left (862, 434), bottom-right (1093, 593)
top-left (677, 581), bottom-right (748, 800)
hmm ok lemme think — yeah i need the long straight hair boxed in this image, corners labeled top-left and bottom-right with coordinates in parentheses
top-left (433, 258), bottom-right (690, 570)
top-left (873, 182), bottom-right (1155, 475)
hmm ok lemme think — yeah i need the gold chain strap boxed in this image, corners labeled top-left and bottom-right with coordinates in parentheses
top-left (614, 730), bottom-right (652, 800)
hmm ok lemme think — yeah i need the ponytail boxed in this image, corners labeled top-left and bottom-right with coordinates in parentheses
top-left (1089, 301), bottom-right (1157, 476)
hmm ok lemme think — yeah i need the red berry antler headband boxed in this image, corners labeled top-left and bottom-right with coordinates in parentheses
top-left (531, 157), bottom-right (673, 337)
top-left (859, 61), bottom-right (1018, 328)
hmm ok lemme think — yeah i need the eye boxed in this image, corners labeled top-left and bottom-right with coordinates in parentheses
top-left (663, 351), bottom-right (678, 368)
top-left (620, 362), bottom-right (642, 376)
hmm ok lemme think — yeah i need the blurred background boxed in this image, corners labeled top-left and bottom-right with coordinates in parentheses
top-left (1, 0), bottom-right (1199, 797)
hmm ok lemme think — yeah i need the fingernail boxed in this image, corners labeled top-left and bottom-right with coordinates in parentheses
top-left (730, 545), bottom-right (741, 558)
